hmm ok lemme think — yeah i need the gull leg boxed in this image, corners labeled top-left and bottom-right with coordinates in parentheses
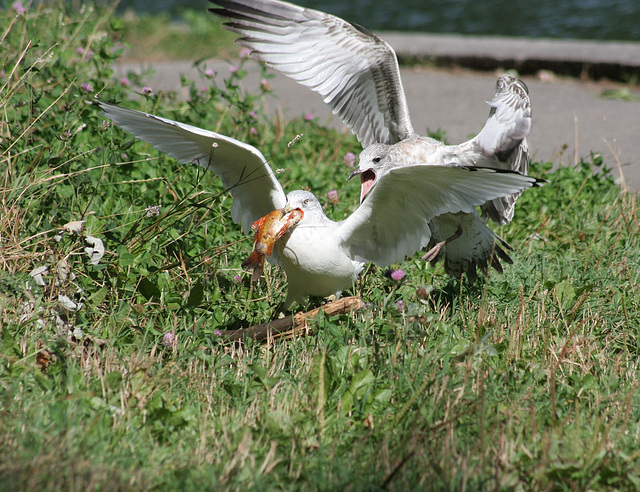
top-left (421, 226), bottom-right (463, 262)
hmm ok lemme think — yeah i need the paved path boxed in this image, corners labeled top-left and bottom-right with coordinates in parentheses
top-left (114, 33), bottom-right (640, 191)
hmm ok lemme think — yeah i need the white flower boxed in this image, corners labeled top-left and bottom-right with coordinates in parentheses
top-left (63, 220), bottom-right (85, 234)
top-left (56, 258), bottom-right (70, 283)
top-left (29, 266), bottom-right (49, 286)
top-left (58, 294), bottom-right (83, 312)
top-left (84, 236), bottom-right (105, 265)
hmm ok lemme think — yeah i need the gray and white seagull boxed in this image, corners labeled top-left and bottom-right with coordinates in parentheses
top-left (95, 100), bottom-right (541, 307)
top-left (209, 0), bottom-right (533, 279)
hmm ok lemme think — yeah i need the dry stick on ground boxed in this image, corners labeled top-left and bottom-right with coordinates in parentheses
top-left (224, 296), bottom-right (364, 343)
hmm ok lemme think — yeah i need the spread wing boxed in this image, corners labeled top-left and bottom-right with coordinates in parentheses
top-left (338, 165), bottom-right (542, 265)
top-left (96, 100), bottom-right (286, 232)
top-left (209, 0), bottom-right (415, 147)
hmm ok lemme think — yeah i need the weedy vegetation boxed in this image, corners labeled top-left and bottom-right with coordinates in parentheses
top-left (1, 2), bottom-right (640, 491)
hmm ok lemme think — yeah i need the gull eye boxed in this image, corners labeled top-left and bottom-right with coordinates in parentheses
top-left (303, 199), bottom-right (310, 205)
top-left (373, 156), bottom-right (382, 163)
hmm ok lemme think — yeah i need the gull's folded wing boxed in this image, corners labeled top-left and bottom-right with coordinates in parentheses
top-left (474, 75), bottom-right (532, 224)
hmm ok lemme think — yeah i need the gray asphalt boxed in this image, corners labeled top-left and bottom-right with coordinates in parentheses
top-left (114, 33), bottom-right (640, 191)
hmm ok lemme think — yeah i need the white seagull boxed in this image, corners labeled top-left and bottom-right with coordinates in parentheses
top-left (95, 100), bottom-right (542, 307)
top-left (209, 0), bottom-right (533, 278)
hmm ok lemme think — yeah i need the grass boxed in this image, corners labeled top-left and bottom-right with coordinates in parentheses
top-left (2, 2), bottom-right (640, 490)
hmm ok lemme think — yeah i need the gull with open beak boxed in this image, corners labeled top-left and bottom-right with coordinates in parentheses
top-left (96, 100), bottom-right (542, 307)
top-left (209, 0), bottom-right (533, 279)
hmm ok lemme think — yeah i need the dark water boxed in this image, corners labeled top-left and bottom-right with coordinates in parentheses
top-left (117, 0), bottom-right (640, 42)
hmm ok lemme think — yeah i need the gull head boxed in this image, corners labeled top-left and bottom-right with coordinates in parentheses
top-left (495, 74), bottom-right (529, 98)
top-left (283, 190), bottom-right (326, 223)
top-left (348, 143), bottom-right (392, 203)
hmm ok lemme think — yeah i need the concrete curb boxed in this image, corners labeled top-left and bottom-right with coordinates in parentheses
top-left (382, 33), bottom-right (640, 81)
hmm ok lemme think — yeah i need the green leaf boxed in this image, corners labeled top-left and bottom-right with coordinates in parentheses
top-left (138, 278), bottom-right (161, 301)
top-left (105, 371), bottom-right (123, 391)
top-left (117, 245), bottom-right (135, 267)
top-left (87, 286), bottom-right (108, 306)
top-left (185, 281), bottom-right (204, 308)
top-left (555, 279), bottom-right (576, 308)
top-left (249, 363), bottom-right (277, 390)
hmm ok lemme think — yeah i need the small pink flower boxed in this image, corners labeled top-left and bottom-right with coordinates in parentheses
top-left (76, 47), bottom-right (94, 60)
top-left (249, 127), bottom-right (258, 136)
top-left (248, 111), bottom-right (258, 120)
top-left (328, 190), bottom-right (339, 204)
top-left (304, 112), bottom-right (314, 121)
top-left (213, 329), bottom-right (223, 336)
top-left (390, 269), bottom-right (405, 281)
top-left (119, 77), bottom-right (130, 87)
top-left (12, 1), bottom-right (27, 14)
top-left (396, 300), bottom-right (405, 311)
top-left (162, 332), bottom-right (174, 347)
top-left (141, 86), bottom-right (153, 95)
top-left (260, 79), bottom-right (270, 91)
top-left (204, 68), bottom-right (215, 78)
top-left (80, 82), bottom-right (93, 93)
top-left (239, 47), bottom-right (251, 59)
top-left (229, 65), bottom-right (238, 73)
top-left (343, 152), bottom-right (356, 167)
top-left (233, 275), bottom-right (241, 284)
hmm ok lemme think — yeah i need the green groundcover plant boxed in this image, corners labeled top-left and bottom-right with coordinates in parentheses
top-left (1, 2), bottom-right (639, 490)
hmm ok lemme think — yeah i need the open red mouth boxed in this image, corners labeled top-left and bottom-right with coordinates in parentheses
top-left (360, 169), bottom-right (376, 203)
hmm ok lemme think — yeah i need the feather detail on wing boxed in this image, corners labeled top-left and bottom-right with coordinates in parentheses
top-left (95, 100), bottom-right (286, 232)
top-left (209, 0), bottom-right (415, 146)
top-left (473, 75), bottom-right (532, 224)
top-left (427, 212), bottom-right (513, 281)
top-left (338, 164), bottom-right (542, 265)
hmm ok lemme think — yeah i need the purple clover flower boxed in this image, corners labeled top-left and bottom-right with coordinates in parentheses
top-left (162, 332), bottom-right (174, 347)
top-left (343, 152), bottom-right (356, 167)
top-left (12, 1), bottom-right (27, 14)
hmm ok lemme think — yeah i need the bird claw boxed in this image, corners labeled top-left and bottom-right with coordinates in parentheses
top-left (421, 241), bottom-right (446, 262)
top-left (421, 225), bottom-right (463, 262)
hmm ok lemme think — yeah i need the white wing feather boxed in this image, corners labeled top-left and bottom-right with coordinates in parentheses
top-left (96, 101), bottom-right (286, 232)
top-left (339, 165), bottom-right (540, 265)
top-left (210, 0), bottom-right (415, 146)
top-left (473, 75), bottom-right (532, 223)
